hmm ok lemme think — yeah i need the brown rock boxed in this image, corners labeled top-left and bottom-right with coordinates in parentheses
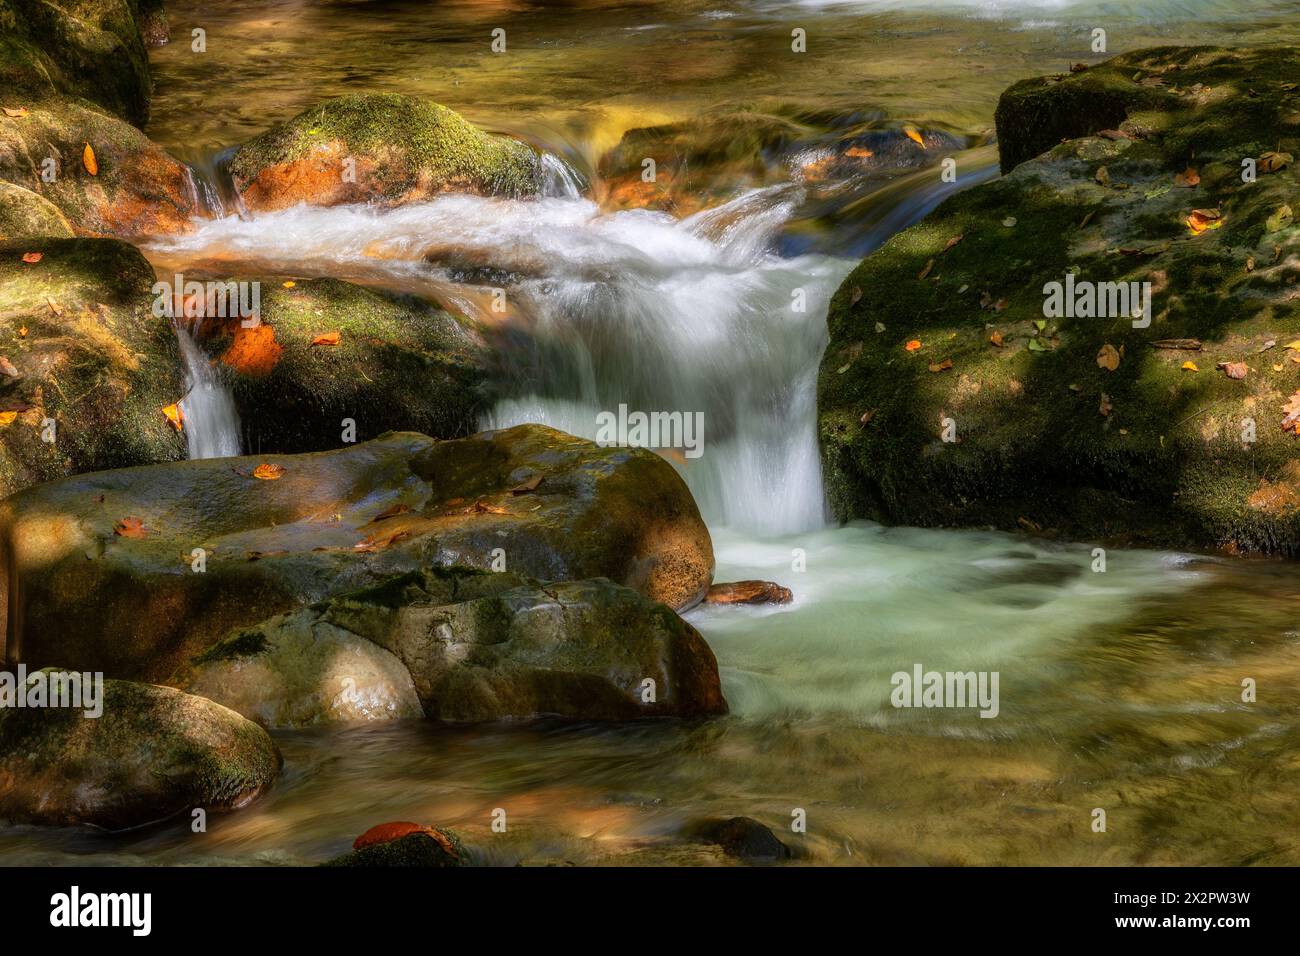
top-left (705, 580), bottom-right (793, 605)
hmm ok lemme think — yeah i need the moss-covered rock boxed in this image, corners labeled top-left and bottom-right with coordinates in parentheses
top-left (202, 277), bottom-right (488, 452)
top-left (0, 181), bottom-right (74, 238)
top-left (229, 93), bottom-right (542, 212)
top-left (0, 0), bottom-right (152, 127)
top-left (0, 237), bottom-right (184, 497)
top-left (0, 672), bottom-right (280, 829)
top-left (189, 567), bottom-right (727, 725)
top-left (0, 424), bottom-right (715, 680)
top-left (819, 46), bottom-right (1300, 554)
top-left (324, 830), bottom-right (466, 867)
top-left (0, 95), bottom-right (197, 237)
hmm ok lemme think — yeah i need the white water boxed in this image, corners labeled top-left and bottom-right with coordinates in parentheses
top-left (150, 187), bottom-right (852, 532)
top-left (174, 319), bottom-right (242, 459)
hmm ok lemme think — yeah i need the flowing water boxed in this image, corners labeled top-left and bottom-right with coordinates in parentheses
top-left (7, 0), bottom-right (1300, 865)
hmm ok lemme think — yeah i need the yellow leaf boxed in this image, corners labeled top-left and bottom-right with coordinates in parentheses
top-left (0, 411), bottom-right (17, 426)
top-left (2, 107), bottom-right (29, 118)
top-left (1096, 343), bottom-right (1121, 371)
top-left (1181, 361), bottom-right (1199, 372)
top-left (1284, 340), bottom-right (1300, 351)
top-left (82, 142), bottom-right (98, 176)
top-left (161, 403), bottom-right (183, 432)
top-left (252, 463), bottom-right (285, 480)
top-left (903, 125), bottom-right (924, 147)
top-left (282, 280), bottom-right (296, 288)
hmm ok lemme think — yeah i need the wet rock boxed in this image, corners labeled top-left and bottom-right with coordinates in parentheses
top-left (325, 828), bottom-right (466, 867)
top-left (819, 45), bottom-right (1300, 554)
top-left (205, 278), bottom-right (489, 453)
top-left (229, 93), bottom-right (541, 212)
top-left (0, 182), bottom-right (74, 238)
top-left (705, 580), bottom-right (793, 605)
top-left (0, 237), bottom-right (184, 497)
top-left (687, 816), bottom-right (791, 862)
top-left (0, 96), bottom-right (198, 237)
top-left (132, 0), bottom-right (169, 47)
top-left (0, 0), bottom-right (152, 126)
top-left (0, 672), bottom-right (281, 829)
top-left (172, 606), bottom-right (423, 727)
top-left (1, 424), bottom-right (714, 680)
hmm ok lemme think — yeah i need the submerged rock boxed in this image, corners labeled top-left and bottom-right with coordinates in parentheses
top-left (819, 46), bottom-right (1300, 554)
top-left (206, 277), bottom-right (489, 453)
top-left (705, 580), bottom-right (793, 605)
top-left (325, 829), bottom-right (466, 867)
top-left (0, 96), bottom-right (198, 237)
top-left (182, 568), bottom-right (727, 725)
top-left (0, 238), bottom-right (184, 497)
top-left (0, 0), bottom-right (153, 127)
top-left (229, 93), bottom-right (541, 212)
top-left (1, 424), bottom-right (714, 680)
top-left (0, 673), bottom-right (280, 829)
top-left (686, 816), bottom-right (791, 862)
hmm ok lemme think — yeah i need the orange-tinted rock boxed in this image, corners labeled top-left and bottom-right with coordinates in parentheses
top-left (705, 580), bottom-right (793, 605)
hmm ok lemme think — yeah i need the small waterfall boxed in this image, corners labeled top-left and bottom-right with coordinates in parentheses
top-left (536, 152), bottom-right (587, 199)
top-left (175, 319), bottom-right (242, 459)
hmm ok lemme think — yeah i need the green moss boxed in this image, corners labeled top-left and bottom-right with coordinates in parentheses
top-left (193, 627), bottom-right (270, 664)
top-left (229, 93), bottom-right (540, 198)
top-left (323, 830), bottom-right (466, 867)
top-left (0, 182), bottom-right (74, 239)
top-left (820, 45), bottom-right (1300, 554)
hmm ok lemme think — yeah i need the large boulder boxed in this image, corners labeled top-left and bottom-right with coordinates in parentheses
top-left (229, 93), bottom-right (542, 212)
top-left (0, 237), bottom-right (184, 497)
top-left (819, 46), bottom-right (1300, 554)
top-left (200, 277), bottom-right (489, 453)
top-left (0, 424), bottom-right (715, 680)
top-left (177, 567), bottom-right (727, 725)
top-left (0, 672), bottom-right (280, 829)
top-left (0, 96), bottom-right (197, 237)
top-left (0, 0), bottom-right (152, 127)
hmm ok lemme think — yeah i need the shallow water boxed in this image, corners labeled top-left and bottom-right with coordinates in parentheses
top-left (7, 0), bottom-right (1300, 865)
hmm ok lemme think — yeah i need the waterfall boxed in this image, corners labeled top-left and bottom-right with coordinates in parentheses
top-left (175, 319), bottom-right (243, 459)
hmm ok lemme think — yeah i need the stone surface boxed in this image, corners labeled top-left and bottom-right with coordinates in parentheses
top-left (0, 673), bottom-right (280, 829)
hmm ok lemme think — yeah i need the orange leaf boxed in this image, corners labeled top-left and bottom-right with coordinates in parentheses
top-left (989, 330), bottom-right (1004, 347)
top-left (252, 463), bottom-right (285, 480)
top-left (82, 143), bottom-right (98, 176)
top-left (0, 411), bottom-right (17, 426)
top-left (1185, 208), bottom-right (1223, 235)
top-left (21, 252), bottom-right (42, 264)
top-left (928, 358), bottom-right (953, 373)
top-left (114, 516), bottom-right (148, 538)
top-left (162, 403), bottom-right (184, 431)
top-left (905, 340), bottom-right (922, 352)
top-left (903, 125), bottom-right (924, 147)
top-left (1096, 343), bottom-right (1121, 371)
top-left (310, 331), bottom-right (341, 346)
top-left (1174, 167), bottom-right (1200, 188)
top-left (2, 107), bottom-right (29, 118)
top-left (1283, 391), bottom-right (1300, 433)
top-left (1217, 361), bottom-right (1248, 380)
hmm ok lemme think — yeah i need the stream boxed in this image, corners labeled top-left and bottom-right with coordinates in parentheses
top-left (4, 0), bottom-right (1299, 865)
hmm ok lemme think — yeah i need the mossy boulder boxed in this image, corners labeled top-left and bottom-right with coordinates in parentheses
top-left (0, 0), bottom-right (152, 127)
top-left (0, 424), bottom-right (715, 680)
top-left (819, 46), bottom-right (1300, 553)
top-left (0, 95), bottom-right (197, 237)
top-left (201, 277), bottom-right (489, 453)
top-left (0, 181), bottom-right (74, 238)
top-left (0, 238), bottom-right (184, 497)
top-left (0, 673), bottom-right (280, 829)
top-left (325, 829), bottom-right (466, 867)
top-left (229, 93), bottom-right (542, 212)
top-left (183, 567), bottom-right (727, 725)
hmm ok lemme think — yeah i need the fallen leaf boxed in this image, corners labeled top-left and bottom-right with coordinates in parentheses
top-left (1218, 361), bottom-right (1248, 380)
top-left (282, 280), bottom-right (296, 288)
top-left (114, 516), bottom-right (147, 539)
top-left (252, 463), bottom-right (285, 480)
top-left (509, 474), bottom-right (544, 494)
top-left (1079, 210), bottom-right (1096, 229)
top-left (310, 331), bottom-right (341, 346)
top-left (1283, 391), bottom-right (1300, 433)
top-left (1095, 165), bottom-right (1111, 187)
top-left (1096, 343), bottom-right (1121, 371)
top-left (1002, 216), bottom-right (1017, 228)
top-left (18, 327), bottom-right (26, 338)
top-left (1185, 208), bottom-right (1223, 235)
top-left (161, 403), bottom-right (183, 431)
top-left (905, 340), bottom-right (922, 352)
top-left (845, 146), bottom-right (874, 158)
top-left (989, 330), bottom-right (1004, 347)
top-left (21, 252), bottom-right (42, 264)
top-left (903, 125), bottom-right (924, 147)
top-left (1152, 339), bottom-right (1201, 351)
top-left (46, 297), bottom-right (63, 316)
top-left (0, 411), bottom-right (16, 426)
top-left (0, 356), bottom-right (18, 377)
top-left (1181, 361), bottom-right (1200, 372)
top-left (850, 286), bottom-right (863, 305)
top-left (1259, 151), bottom-right (1293, 174)
top-left (1099, 392), bottom-right (1113, 417)
top-left (917, 258), bottom-right (935, 280)
top-left (82, 142), bottom-right (97, 176)
top-left (1096, 129), bottom-right (1130, 141)
top-left (943, 235), bottom-right (963, 252)
top-left (1174, 167), bottom-right (1200, 187)
top-left (1286, 341), bottom-right (1300, 351)
top-left (1266, 204), bottom-right (1294, 233)
top-left (370, 503), bottom-right (412, 522)
top-left (2, 107), bottom-right (29, 118)
top-left (928, 358), bottom-right (953, 373)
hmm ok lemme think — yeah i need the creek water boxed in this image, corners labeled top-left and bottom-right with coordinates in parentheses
top-left (6, 0), bottom-right (1300, 865)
